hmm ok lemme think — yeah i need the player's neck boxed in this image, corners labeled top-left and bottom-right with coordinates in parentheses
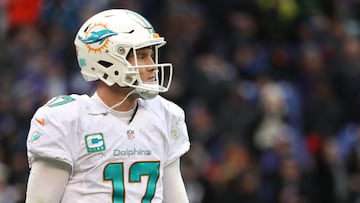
top-left (96, 83), bottom-right (138, 111)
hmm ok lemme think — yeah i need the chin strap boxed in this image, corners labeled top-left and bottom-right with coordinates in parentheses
top-left (89, 89), bottom-right (136, 116)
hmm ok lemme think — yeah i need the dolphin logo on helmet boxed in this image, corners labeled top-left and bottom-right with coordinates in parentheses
top-left (78, 29), bottom-right (118, 45)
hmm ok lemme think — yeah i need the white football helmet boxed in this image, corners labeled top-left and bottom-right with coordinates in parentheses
top-left (74, 9), bottom-right (173, 99)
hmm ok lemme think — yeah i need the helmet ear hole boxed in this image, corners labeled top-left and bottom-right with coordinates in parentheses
top-left (98, 60), bottom-right (113, 68)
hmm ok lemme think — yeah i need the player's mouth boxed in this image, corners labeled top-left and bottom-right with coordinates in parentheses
top-left (146, 76), bottom-right (156, 82)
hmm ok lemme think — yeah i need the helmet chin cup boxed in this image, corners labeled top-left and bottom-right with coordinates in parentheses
top-left (135, 88), bottom-right (158, 100)
top-left (134, 82), bottom-right (163, 99)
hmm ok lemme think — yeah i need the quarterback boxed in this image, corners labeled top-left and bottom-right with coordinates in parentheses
top-left (25, 9), bottom-right (190, 203)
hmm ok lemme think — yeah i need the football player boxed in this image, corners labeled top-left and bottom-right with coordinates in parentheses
top-left (25, 9), bottom-right (190, 203)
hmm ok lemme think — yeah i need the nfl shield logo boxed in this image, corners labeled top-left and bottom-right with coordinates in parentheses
top-left (127, 130), bottom-right (135, 140)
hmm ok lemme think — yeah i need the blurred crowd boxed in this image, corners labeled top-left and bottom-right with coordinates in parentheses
top-left (1, 0), bottom-right (360, 203)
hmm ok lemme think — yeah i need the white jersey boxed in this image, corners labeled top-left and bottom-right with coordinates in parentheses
top-left (26, 94), bottom-right (190, 203)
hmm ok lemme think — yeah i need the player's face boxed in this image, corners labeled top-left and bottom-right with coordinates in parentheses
top-left (127, 47), bottom-right (157, 83)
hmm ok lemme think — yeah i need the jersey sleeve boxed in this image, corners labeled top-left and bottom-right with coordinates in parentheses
top-left (163, 100), bottom-right (190, 166)
top-left (27, 95), bottom-right (81, 169)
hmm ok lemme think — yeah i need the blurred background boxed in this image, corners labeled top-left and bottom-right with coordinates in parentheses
top-left (1, 0), bottom-right (360, 202)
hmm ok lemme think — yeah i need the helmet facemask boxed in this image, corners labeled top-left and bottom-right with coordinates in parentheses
top-left (123, 44), bottom-right (173, 99)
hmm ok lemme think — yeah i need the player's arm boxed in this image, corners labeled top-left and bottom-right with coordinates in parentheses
top-left (162, 158), bottom-right (189, 203)
top-left (26, 157), bottom-right (71, 203)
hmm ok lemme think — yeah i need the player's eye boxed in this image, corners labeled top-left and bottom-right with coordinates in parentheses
top-left (137, 53), bottom-right (146, 59)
